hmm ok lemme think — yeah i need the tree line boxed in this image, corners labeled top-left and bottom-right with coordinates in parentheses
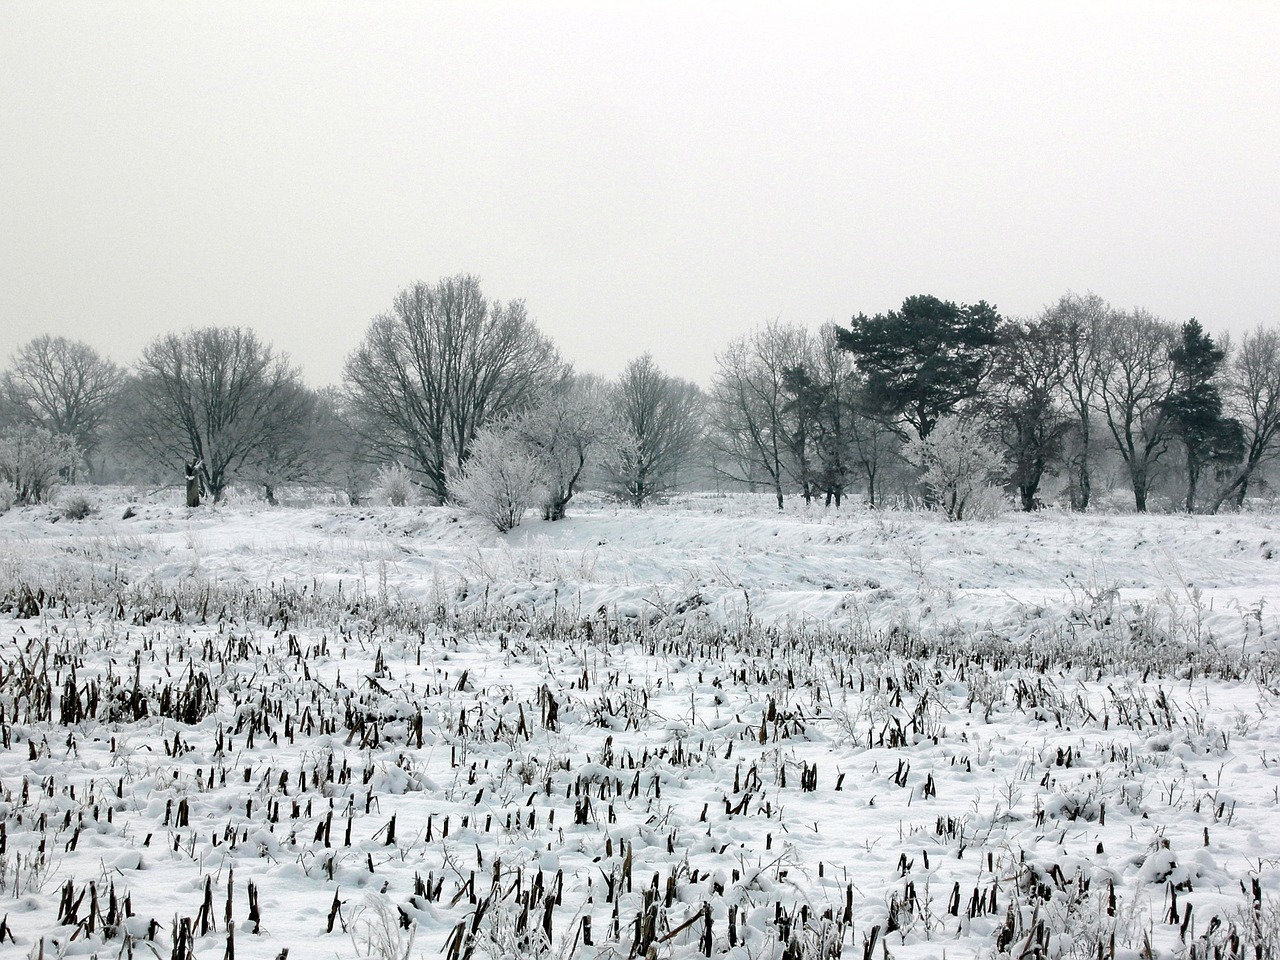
top-left (714, 293), bottom-right (1278, 518)
top-left (1, 276), bottom-right (1277, 522)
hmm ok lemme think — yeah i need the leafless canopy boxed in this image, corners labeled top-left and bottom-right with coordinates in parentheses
top-left (603, 354), bottom-right (704, 507)
top-left (344, 274), bottom-right (565, 505)
top-left (1, 335), bottom-right (123, 477)
top-left (1039, 291), bottom-right (1108, 510)
top-left (509, 374), bottom-right (614, 520)
top-left (709, 321), bottom-right (810, 510)
top-left (122, 326), bottom-right (310, 501)
top-left (1209, 325), bottom-right (1280, 510)
top-left (1095, 308), bottom-right (1177, 512)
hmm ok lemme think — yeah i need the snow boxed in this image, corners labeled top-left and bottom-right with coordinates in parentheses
top-left (1, 491), bottom-right (1279, 958)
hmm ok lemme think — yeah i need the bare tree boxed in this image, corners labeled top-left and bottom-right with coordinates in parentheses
top-left (1095, 308), bottom-right (1177, 511)
top-left (709, 321), bottom-right (810, 510)
top-left (1207, 324), bottom-right (1280, 510)
top-left (0, 335), bottom-right (123, 479)
top-left (307, 386), bottom-right (379, 505)
top-left (1041, 292), bottom-right (1107, 510)
top-left (603, 354), bottom-right (704, 506)
top-left (987, 318), bottom-right (1070, 511)
top-left (781, 364), bottom-right (826, 504)
top-left (848, 392), bottom-right (899, 508)
top-left (509, 375), bottom-right (614, 520)
top-left (121, 327), bottom-right (311, 502)
top-left (808, 323), bottom-right (868, 506)
top-left (245, 380), bottom-right (321, 503)
top-left (778, 324), bottom-right (874, 506)
top-left (344, 274), bottom-right (565, 504)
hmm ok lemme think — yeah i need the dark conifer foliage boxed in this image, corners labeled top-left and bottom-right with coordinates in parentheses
top-left (1163, 320), bottom-right (1243, 512)
top-left (837, 295), bottom-right (1001, 441)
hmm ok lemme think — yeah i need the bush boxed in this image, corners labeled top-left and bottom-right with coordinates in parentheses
top-left (370, 464), bottom-right (419, 507)
top-left (60, 492), bottom-right (97, 520)
top-left (960, 483), bottom-right (1010, 521)
top-left (449, 428), bottom-right (545, 533)
top-left (0, 482), bottom-right (14, 514)
top-left (0, 427), bottom-right (82, 506)
top-left (904, 415), bottom-right (1005, 521)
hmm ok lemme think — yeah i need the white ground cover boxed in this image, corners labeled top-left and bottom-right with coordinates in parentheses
top-left (1, 492), bottom-right (1279, 959)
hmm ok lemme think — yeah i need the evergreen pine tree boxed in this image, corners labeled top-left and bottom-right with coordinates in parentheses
top-left (837, 295), bottom-right (1000, 441)
top-left (1163, 319), bottom-right (1244, 512)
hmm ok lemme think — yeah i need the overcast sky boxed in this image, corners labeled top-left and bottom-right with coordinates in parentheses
top-left (2, 2), bottom-right (1277, 387)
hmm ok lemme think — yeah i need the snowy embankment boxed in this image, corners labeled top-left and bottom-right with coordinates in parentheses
top-left (1, 493), bottom-right (1279, 959)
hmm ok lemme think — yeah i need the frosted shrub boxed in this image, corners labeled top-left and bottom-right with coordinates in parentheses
top-left (507, 378), bottom-right (613, 520)
top-left (449, 427), bottom-right (545, 533)
top-left (961, 483), bottom-right (1010, 521)
top-left (904, 415), bottom-right (1005, 521)
top-left (0, 426), bottom-right (82, 506)
top-left (0, 481), bottom-right (14, 514)
top-left (371, 463), bottom-right (419, 507)
top-left (60, 491), bottom-right (97, 520)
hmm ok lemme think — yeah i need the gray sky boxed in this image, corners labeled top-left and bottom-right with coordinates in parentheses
top-left (2, 2), bottom-right (1277, 387)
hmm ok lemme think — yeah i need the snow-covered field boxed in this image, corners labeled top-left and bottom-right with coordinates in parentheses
top-left (2, 492), bottom-right (1280, 959)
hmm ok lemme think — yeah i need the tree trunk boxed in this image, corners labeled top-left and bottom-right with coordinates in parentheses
top-left (1075, 418), bottom-right (1092, 511)
top-left (945, 484), bottom-right (961, 521)
top-left (1066, 449), bottom-right (1090, 511)
top-left (1130, 463), bottom-right (1149, 512)
top-left (1019, 484), bottom-right (1037, 512)
top-left (1018, 454), bottom-right (1046, 512)
top-left (1075, 461), bottom-right (1091, 511)
top-left (1206, 441), bottom-right (1268, 513)
top-left (1204, 466), bottom-right (1252, 515)
top-left (185, 461), bottom-right (201, 508)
